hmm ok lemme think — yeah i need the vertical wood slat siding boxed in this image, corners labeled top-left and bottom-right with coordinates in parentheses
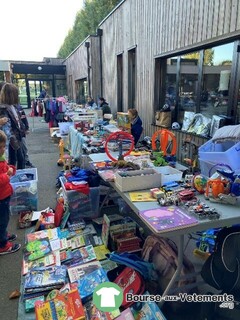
top-left (90, 37), bottom-right (101, 101)
top-left (65, 0), bottom-right (240, 141)
top-left (173, 0), bottom-right (180, 50)
top-left (183, 0), bottom-right (191, 47)
top-left (238, 0), bottom-right (240, 29)
top-left (201, 1), bottom-right (209, 41)
top-left (192, 0), bottom-right (201, 43)
top-left (230, 0), bottom-right (239, 32)
top-left (224, 0), bottom-right (232, 34)
top-left (177, 0), bottom-right (184, 47)
top-left (218, 0), bottom-right (226, 36)
top-left (197, 0), bottom-right (204, 43)
top-left (207, 0), bottom-right (214, 39)
top-left (212, 0), bottom-right (220, 38)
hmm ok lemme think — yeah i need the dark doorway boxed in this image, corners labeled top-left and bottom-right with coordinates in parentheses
top-left (128, 48), bottom-right (136, 108)
top-left (75, 78), bottom-right (88, 104)
top-left (117, 54), bottom-right (123, 112)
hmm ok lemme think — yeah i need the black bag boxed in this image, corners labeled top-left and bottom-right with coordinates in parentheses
top-left (201, 225), bottom-right (240, 294)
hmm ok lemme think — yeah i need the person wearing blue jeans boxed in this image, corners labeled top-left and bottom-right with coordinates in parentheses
top-left (0, 130), bottom-right (21, 254)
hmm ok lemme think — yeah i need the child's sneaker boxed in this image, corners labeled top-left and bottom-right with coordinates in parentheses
top-left (0, 242), bottom-right (21, 255)
top-left (7, 233), bottom-right (17, 242)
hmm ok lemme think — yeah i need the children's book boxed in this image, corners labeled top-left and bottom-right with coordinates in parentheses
top-left (116, 308), bottom-right (134, 320)
top-left (25, 295), bottom-right (45, 313)
top-left (84, 234), bottom-right (103, 246)
top-left (22, 253), bottom-right (56, 275)
top-left (50, 238), bottom-right (61, 251)
top-left (58, 228), bottom-right (75, 239)
top-left (24, 266), bottom-right (67, 293)
top-left (73, 245), bottom-right (97, 263)
top-left (26, 228), bottom-right (60, 243)
top-left (60, 206), bottom-right (71, 229)
top-left (77, 267), bottom-right (108, 302)
top-left (67, 260), bottom-right (101, 283)
top-left (129, 192), bottom-right (156, 202)
top-left (67, 219), bottom-right (86, 231)
top-left (80, 223), bottom-right (97, 235)
top-left (101, 214), bottom-right (124, 247)
top-left (139, 206), bottom-right (198, 233)
top-left (84, 302), bottom-right (112, 320)
top-left (71, 234), bottom-right (85, 249)
top-left (94, 245), bottom-right (110, 261)
top-left (35, 289), bottom-right (85, 320)
top-left (24, 238), bottom-right (52, 262)
top-left (60, 249), bottom-right (73, 264)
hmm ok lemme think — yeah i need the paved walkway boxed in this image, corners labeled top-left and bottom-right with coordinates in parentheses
top-left (0, 116), bottom-right (60, 320)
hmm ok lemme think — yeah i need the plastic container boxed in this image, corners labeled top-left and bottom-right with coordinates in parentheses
top-left (155, 166), bottom-right (183, 185)
top-left (60, 176), bottom-right (100, 220)
top-left (10, 168), bottom-right (38, 214)
top-left (199, 159), bottom-right (234, 177)
top-left (199, 139), bottom-right (240, 171)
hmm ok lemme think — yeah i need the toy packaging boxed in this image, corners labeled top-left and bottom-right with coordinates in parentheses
top-left (77, 267), bottom-right (108, 302)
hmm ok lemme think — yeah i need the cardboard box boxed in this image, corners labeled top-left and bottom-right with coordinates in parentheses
top-left (114, 168), bottom-right (161, 192)
top-left (117, 112), bottom-right (131, 132)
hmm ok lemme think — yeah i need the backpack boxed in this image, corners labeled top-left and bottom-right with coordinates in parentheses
top-left (201, 225), bottom-right (240, 295)
top-left (142, 235), bottom-right (197, 295)
top-left (112, 266), bottom-right (145, 309)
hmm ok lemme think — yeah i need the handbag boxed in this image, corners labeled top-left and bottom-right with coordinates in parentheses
top-left (155, 111), bottom-right (171, 127)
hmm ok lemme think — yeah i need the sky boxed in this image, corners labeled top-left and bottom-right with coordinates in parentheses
top-left (0, 0), bottom-right (84, 61)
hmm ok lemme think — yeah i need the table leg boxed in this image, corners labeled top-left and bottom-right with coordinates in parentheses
top-left (159, 234), bottom-right (184, 306)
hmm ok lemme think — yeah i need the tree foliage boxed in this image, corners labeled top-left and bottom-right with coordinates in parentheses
top-left (184, 49), bottom-right (214, 65)
top-left (58, 0), bottom-right (121, 58)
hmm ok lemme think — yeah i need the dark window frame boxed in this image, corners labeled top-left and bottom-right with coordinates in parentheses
top-left (155, 39), bottom-right (240, 124)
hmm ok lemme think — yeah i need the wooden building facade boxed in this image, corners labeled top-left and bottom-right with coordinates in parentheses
top-left (64, 35), bottom-right (101, 103)
top-left (65, 0), bottom-right (240, 160)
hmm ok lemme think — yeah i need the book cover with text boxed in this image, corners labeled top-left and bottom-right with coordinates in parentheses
top-left (139, 206), bottom-right (198, 233)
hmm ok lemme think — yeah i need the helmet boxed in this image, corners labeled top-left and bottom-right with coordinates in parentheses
top-left (172, 122), bottom-right (180, 130)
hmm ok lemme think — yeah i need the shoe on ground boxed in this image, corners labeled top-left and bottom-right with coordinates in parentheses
top-left (7, 233), bottom-right (17, 242)
top-left (25, 161), bottom-right (34, 167)
top-left (0, 242), bottom-right (21, 255)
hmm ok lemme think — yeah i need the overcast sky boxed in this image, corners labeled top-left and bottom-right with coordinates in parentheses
top-left (0, 0), bottom-right (83, 61)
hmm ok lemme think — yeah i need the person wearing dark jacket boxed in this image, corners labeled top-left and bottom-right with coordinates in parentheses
top-left (0, 83), bottom-right (25, 169)
top-left (98, 97), bottom-right (111, 120)
top-left (128, 108), bottom-right (143, 146)
top-left (16, 105), bottom-right (34, 167)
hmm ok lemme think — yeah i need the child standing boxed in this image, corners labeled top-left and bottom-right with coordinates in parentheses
top-left (0, 130), bottom-right (21, 254)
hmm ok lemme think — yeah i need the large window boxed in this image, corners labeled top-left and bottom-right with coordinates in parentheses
top-left (179, 52), bottom-right (200, 122)
top-left (156, 40), bottom-right (237, 125)
top-left (75, 79), bottom-right (88, 104)
top-left (200, 43), bottom-right (234, 118)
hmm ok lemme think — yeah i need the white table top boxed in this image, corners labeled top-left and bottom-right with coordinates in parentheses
top-left (110, 182), bottom-right (240, 237)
